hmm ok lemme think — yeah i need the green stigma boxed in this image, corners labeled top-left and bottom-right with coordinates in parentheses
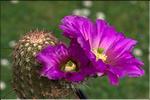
top-left (97, 48), bottom-right (104, 54)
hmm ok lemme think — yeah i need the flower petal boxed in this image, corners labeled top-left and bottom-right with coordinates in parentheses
top-left (60, 15), bottom-right (94, 47)
top-left (41, 65), bottom-right (65, 80)
top-left (36, 44), bottom-right (69, 80)
top-left (65, 72), bottom-right (85, 82)
top-left (69, 40), bottom-right (97, 76)
top-left (106, 70), bottom-right (119, 86)
top-left (125, 65), bottom-right (144, 77)
top-left (95, 59), bottom-right (106, 73)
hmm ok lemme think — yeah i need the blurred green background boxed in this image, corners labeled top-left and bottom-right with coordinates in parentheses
top-left (0, 1), bottom-right (149, 99)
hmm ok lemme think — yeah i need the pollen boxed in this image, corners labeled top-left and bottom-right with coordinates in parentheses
top-left (92, 48), bottom-right (107, 62)
top-left (63, 60), bottom-right (77, 72)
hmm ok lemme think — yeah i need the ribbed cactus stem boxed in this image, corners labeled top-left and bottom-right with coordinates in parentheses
top-left (12, 30), bottom-right (76, 99)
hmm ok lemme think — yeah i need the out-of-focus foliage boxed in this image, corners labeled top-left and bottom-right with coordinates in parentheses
top-left (0, 1), bottom-right (149, 99)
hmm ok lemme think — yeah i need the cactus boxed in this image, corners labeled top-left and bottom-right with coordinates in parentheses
top-left (12, 30), bottom-right (77, 99)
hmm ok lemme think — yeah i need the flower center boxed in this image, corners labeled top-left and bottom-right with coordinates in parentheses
top-left (62, 60), bottom-right (78, 72)
top-left (92, 48), bottom-right (107, 62)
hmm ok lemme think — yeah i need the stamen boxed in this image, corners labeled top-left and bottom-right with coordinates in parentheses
top-left (92, 48), bottom-right (107, 62)
top-left (63, 60), bottom-right (77, 72)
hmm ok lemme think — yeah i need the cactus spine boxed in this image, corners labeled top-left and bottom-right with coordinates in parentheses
top-left (12, 31), bottom-right (76, 99)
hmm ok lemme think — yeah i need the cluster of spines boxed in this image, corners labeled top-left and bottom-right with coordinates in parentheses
top-left (12, 30), bottom-right (75, 99)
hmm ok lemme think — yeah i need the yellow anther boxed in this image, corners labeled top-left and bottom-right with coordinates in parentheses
top-left (64, 64), bottom-right (76, 72)
top-left (63, 60), bottom-right (77, 72)
top-left (92, 48), bottom-right (107, 62)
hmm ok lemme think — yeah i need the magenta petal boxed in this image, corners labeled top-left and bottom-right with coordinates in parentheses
top-left (65, 72), bottom-right (85, 82)
top-left (93, 19), bottom-right (117, 49)
top-left (69, 40), bottom-right (97, 76)
top-left (41, 66), bottom-right (64, 80)
top-left (95, 59), bottom-right (106, 73)
top-left (36, 52), bottom-right (52, 66)
top-left (60, 15), bottom-right (94, 47)
top-left (36, 44), bottom-right (69, 80)
top-left (126, 65), bottom-right (144, 77)
top-left (106, 70), bottom-right (119, 86)
top-left (106, 35), bottom-right (137, 62)
top-left (109, 67), bottom-right (126, 78)
top-left (77, 37), bottom-right (91, 51)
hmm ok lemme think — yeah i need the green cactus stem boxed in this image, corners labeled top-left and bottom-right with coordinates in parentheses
top-left (12, 30), bottom-right (77, 99)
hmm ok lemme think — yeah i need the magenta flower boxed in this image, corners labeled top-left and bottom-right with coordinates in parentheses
top-left (60, 15), bottom-right (144, 85)
top-left (36, 42), bottom-right (96, 83)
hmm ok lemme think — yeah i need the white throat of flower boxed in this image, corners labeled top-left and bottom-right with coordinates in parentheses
top-left (62, 60), bottom-right (77, 72)
top-left (92, 48), bottom-right (107, 62)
